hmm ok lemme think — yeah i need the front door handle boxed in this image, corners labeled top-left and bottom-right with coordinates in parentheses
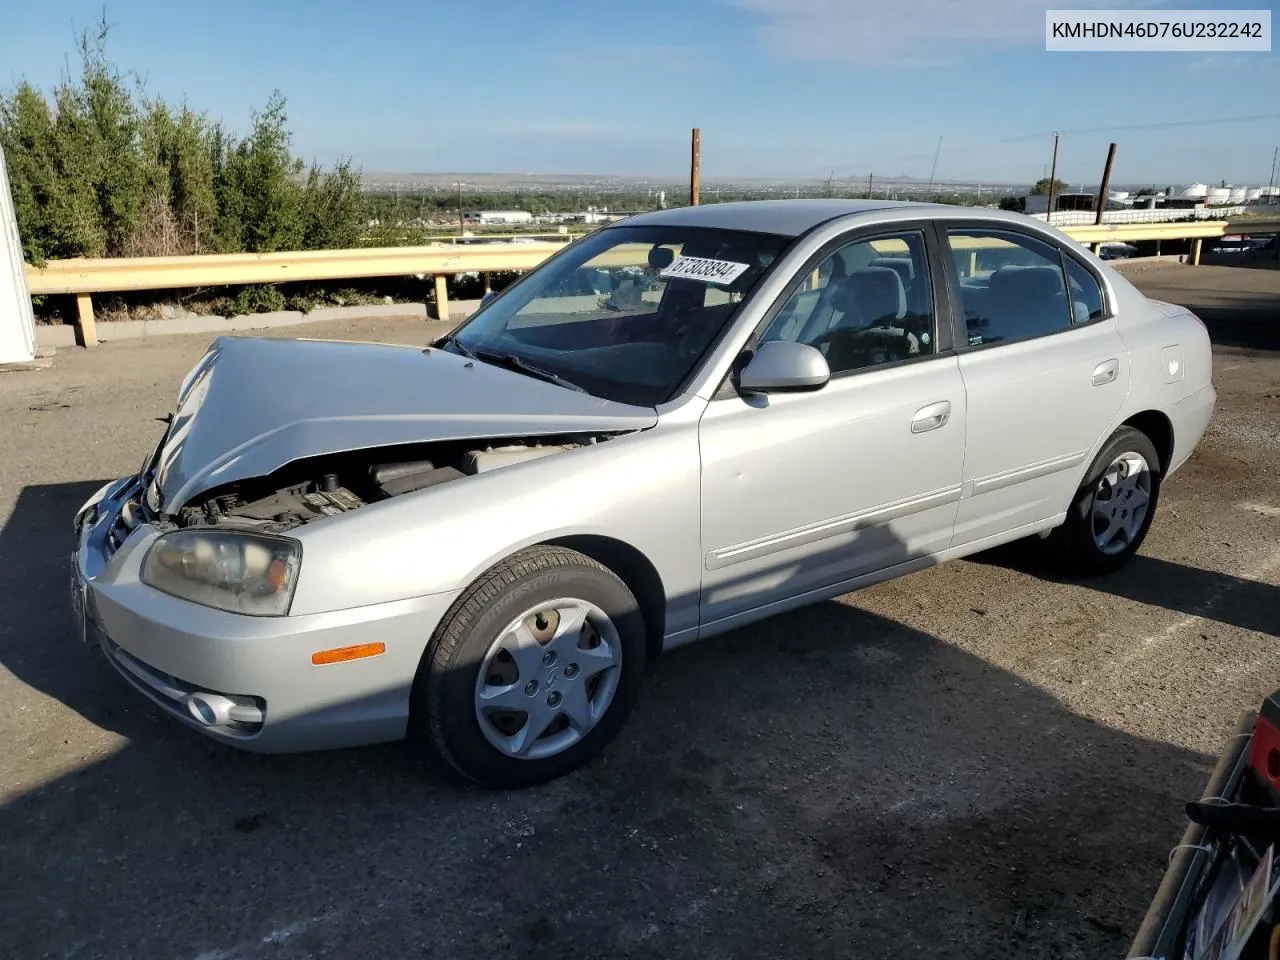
top-left (911, 400), bottom-right (951, 434)
top-left (1092, 358), bottom-right (1119, 385)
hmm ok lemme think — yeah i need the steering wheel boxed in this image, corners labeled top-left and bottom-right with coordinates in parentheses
top-left (811, 324), bottom-right (910, 366)
top-left (664, 302), bottom-right (709, 360)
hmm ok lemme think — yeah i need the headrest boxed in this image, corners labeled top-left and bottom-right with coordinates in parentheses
top-left (832, 267), bottom-right (907, 324)
top-left (989, 265), bottom-right (1065, 303)
top-left (869, 257), bottom-right (915, 284)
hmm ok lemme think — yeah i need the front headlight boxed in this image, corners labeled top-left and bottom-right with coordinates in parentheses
top-left (141, 531), bottom-right (301, 616)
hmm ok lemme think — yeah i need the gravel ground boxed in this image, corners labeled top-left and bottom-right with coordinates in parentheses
top-left (1, 261), bottom-right (1277, 960)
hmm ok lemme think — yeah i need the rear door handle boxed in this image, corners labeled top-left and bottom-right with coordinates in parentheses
top-left (1092, 359), bottom-right (1119, 385)
top-left (911, 400), bottom-right (951, 434)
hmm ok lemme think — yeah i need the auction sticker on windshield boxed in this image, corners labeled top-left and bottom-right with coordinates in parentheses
top-left (660, 256), bottom-right (750, 285)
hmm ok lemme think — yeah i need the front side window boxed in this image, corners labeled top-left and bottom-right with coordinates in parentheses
top-left (761, 231), bottom-right (936, 375)
top-left (946, 230), bottom-right (1076, 346)
top-left (448, 225), bottom-right (789, 406)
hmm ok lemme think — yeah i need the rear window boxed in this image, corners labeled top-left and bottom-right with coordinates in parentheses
top-left (1065, 256), bottom-right (1106, 323)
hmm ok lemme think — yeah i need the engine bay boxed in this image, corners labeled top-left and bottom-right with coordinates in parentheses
top-left (170, 434), bottom-right (605, 533)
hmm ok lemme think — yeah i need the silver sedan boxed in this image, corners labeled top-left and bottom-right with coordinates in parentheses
top-left (71, 200), bottom-right (1216, 787)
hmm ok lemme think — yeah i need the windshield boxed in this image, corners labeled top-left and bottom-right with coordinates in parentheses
top-left (446, 225), bottom-right (791, 406)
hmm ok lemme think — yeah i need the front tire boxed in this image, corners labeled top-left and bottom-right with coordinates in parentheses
top-left (1048, 426), bottom-right (1161, 576)
top-left (411, 546), bottom-right (647, 788)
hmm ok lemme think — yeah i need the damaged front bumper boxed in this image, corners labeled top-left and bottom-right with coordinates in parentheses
top-left (71, 476), bottom-right (460, 752)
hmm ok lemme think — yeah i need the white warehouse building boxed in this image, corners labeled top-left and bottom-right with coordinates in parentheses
top-left (463, 210), bottom-right (534, 226)
top-left (1180, 183), bottom-right (1280, 204)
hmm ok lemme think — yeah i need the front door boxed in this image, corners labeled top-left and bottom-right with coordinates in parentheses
top-left (697, 227), bottom-right (968, 630)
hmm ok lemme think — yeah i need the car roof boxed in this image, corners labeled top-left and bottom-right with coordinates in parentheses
top-left (617, 199), bottom-right (942, 237)
top-left (612, 199), bottom-right (1096, 245)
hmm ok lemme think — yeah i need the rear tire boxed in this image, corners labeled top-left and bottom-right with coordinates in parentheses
top-left (1047, 426), bottom-right (1161, 576)
top-left (411, 546), bottom-right (646, 788)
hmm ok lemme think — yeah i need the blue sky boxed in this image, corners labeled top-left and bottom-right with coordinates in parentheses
top-left (1, 0), bottom-right (1277, 186)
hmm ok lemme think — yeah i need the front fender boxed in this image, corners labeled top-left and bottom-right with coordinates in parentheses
top-left (287, 420), bottom-right (704, 640)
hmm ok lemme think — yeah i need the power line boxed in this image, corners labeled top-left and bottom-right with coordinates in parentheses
top-left (840, 112), bottom-right (1280, 178)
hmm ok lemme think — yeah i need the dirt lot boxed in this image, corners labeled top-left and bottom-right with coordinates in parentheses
top-left (1, 261), bottom-right (1277, 960)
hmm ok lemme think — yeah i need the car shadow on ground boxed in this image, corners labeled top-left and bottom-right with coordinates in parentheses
top-left (0, 482), bottom-right (1225, 960)
top-left (1201, 249), bottom-right (1280, 272)
top-left (970, 538), bottom-right (1279, 638)
top-left (1130, 262), bottom-right (1280, 352)
top-left (1197, 303), bottom-right (1280, 352)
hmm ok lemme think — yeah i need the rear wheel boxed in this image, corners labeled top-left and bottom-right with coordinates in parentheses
top-left (1047, 426), bottom-right (1161, 576)
top-left (411, 546), bottom-right (646, 788)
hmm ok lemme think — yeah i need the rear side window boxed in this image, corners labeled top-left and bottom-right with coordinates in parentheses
top-left (1064, 256), bottom-right (1105, 324)
top-left (946, 230), bottom-right (1072, 347)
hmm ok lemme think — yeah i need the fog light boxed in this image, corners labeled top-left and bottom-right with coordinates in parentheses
top-left (186, 692), bottom-right (236, 726)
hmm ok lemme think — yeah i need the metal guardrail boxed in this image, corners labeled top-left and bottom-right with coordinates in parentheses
top-left (1063, 220), bottom-right (1228, 243)
top-left (24, 221), bottom-right (1237, 348)
top-left (25, 242), bottom-right (580, 346)
top-left (1224, 217), bottom-right (1280, 235)
top-left (25, 243), bottom-right (573, 295)
top-left (1035, 206), bottom-right (1247, 227)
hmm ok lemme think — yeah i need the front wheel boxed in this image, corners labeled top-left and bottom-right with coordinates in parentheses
top-left (411, 546), bottom-right (647, 788)
top-left (1047, 426), bottom-right (1162, 576)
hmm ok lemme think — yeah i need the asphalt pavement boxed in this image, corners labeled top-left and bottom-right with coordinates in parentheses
top-left (0, 260), bottom-right (1277, 960)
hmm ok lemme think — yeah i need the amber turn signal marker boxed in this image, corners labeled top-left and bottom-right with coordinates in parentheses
top-left (311, 642), bottom-right (385, 666)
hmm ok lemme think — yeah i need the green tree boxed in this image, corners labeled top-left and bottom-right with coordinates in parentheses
top-left (0, 20), bottom-right (146, 260)
top-left (300, 158), bottom-right (366, 250)
top-left (0, 82), bottom-right (60, 262)
top-left (214, 92), bottom-right (304, 252)
top-left (131, 100), bottom-right (221, 255)
top-left (2, 25), bottom-right (373, 269)
top-left (1029, 177), bottom-right (1069, 196)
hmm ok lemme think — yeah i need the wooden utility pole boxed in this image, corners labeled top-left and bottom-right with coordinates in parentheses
top-left (868, 172), bottom-right (874, 199)
top-left (457, 181), bottom-right (464, 232)
top-left (1094, 142), bottom-right (1117, 226)
top-left (1045, 133), bottom-right (1060, 223)
top-left (690, 128), bottom-right (701, 206)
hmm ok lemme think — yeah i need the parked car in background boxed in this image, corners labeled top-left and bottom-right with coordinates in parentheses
top-left (71, 200), bottom-right (1216, 787)
top-left (1099, 242), bottom-right (1139, 261)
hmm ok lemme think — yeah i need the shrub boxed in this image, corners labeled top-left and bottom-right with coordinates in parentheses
top-left (226, 284), bottom-right (286, 316)
top-left (0, 19), bottom-right (371, 264)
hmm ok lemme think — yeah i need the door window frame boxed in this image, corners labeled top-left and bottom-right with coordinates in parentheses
top-left (930, 221), bottom-right (1116, 355)
top-left (717, 220), bottom-right (959, 398)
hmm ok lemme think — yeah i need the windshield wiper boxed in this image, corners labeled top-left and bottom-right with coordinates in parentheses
top-left (474, 349), bottom-right (587, 393)
top-left (434, 333), bottom-right (477, 360)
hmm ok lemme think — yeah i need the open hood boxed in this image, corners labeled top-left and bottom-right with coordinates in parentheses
top-left (146, 336), bottom-right (657, 511)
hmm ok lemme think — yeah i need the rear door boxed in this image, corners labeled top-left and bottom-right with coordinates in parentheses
top-left (940, 225), bottom-right (1130, 546)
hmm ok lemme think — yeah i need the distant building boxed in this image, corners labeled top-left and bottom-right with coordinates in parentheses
top-left (1179, 183), bottom-right (1279, 205)
top-left (463, 210), bottom-right (534, 226)
top-left (563, 206), bottom-right (611, 224)
top-left (1131, 194), bottom-right (1205, 212)
top-left (1024, 192), bottom-right (1097, 214)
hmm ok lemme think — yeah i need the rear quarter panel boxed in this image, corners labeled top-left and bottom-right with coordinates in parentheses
top-left (1104, 264), bottom-right (1215, 471)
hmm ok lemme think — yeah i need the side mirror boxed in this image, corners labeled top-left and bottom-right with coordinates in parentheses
top-left (738, 340), bottom-right (830, 394)
top-left (480, 291), bottom-right (497, 307)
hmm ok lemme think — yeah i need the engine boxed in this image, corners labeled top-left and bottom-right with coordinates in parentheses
top-left (172, 438), bottom-right (592, 532)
